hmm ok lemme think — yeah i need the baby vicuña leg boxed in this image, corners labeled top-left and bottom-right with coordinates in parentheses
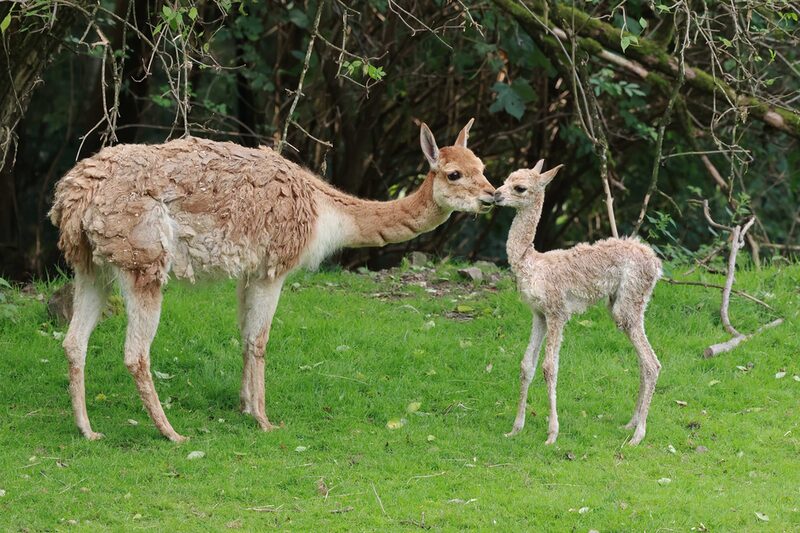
top-left (542, 316), bottom-right (566, 445)
top-left (506, 313), bottom-right (546, 437)
top-left (624, 318), bottom-right (660, 446)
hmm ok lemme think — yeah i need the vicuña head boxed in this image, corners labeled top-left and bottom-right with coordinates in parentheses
top-left (494, 159), bottom-right (564, 208)
top-left (420, 118), bottom-right (495, 214)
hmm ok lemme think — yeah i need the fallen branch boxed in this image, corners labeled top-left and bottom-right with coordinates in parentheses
top-left (704, 318), bottom-right (784, 358)
top-left (697, 200), bottom-right (781, 357)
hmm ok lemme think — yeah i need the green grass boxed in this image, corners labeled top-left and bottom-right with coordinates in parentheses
top-left (1, 262), bottom-right (799, 531)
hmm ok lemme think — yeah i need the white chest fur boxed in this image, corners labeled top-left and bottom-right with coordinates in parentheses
top-left (300, 202), bottom-right (355, 270)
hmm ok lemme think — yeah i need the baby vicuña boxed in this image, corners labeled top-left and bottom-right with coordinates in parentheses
top-left (495, 161), bottom-right (661, 446)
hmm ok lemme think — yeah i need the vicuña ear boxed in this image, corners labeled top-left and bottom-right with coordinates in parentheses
top-left (454, 118), bottom-right (475, 148)
top-left (532, 159), bottom-right (545, 173)
top-left (540, 164), bottom-right (565, 185)
top-left (420, 123), bottom-right (440, 168)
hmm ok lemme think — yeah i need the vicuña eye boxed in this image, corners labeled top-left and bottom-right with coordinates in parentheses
top-left (514, 186), bottom-right (527, 193)
top-left (447, 171), bottom-right (461, 181)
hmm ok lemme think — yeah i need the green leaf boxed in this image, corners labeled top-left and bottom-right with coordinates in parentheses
top-left (489, 82), bottom-right (526, 120)
top-left (162, 5), bottom-right (173, 18)
top-left (288, 9), bottom-right (309, 29)
top-left (366, 64), bottom-right (386, 81)
top-left (620, 35), bottom-right (638, 52)
top-left (0, 13), bottom-right (11, 35)
top-left (0, 277), bottom-right (11, 289)
top-left (510, 79), bottom-right (536, 103)
top-left (639, 17), bottom-right (648, 29)
top-left (188, 7), bottom-right (198, 20)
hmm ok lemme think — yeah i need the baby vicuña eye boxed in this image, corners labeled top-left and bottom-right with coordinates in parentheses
top-left (514, 186), bottom-right (527, 193)
top-left (447, 171), bottom-right (461, 181)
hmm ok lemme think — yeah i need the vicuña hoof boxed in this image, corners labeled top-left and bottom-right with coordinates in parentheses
top-left (544, 434), bottom-right (558, 445)
top-left (83, 431), bottom-right (104, 441)
top-left (628, 434), bottom-right (644, 446)
top-left (256, 417), bottom-right (282, 432)
top-left (167, 432), bottom-right (188, 443)
top-left (505, 427), bottom-right (522, 438)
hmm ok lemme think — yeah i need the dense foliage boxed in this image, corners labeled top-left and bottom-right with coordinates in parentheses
top-left (1, 0), bottom-right (798, 279)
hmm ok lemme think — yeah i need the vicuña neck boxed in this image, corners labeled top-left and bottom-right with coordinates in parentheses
top-left (326, 174), bottom-right (450, 248)
top-left (507, 194), bottom-right (544, 273)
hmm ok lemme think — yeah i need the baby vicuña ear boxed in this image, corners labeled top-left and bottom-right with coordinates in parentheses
top-left (532, 159), bottom-right (545, 173)
top-left (454, 118), bottom-right (475, 148)
top-left (420, 123), bottom-right (440, 168)
top-left (540, 164), bottom-right (564, 185)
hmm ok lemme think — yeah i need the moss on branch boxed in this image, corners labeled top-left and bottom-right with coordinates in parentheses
top-left (492, 0), bottom-right (800, 138)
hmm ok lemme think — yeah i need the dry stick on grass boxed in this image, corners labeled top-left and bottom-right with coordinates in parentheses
top-left (700, 200), bottom-right (783, 358)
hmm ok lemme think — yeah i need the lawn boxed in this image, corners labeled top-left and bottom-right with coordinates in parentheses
top-left (1, 260), bottom-right (798, 531)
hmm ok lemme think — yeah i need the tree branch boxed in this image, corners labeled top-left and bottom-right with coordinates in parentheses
top-left (492, 0), bottom-right (800, 138)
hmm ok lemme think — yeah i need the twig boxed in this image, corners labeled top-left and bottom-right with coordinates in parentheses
top-left (682, 241), bottom-right (726, 276)
top-left (400, 512), bottom-right (429, 529)
top-left (632, 3), bottom-right (690, 236)
top-left (290, 120), bottom-right (333, 148)
top-left (371, 483), bottom-right (388, 517)
top-left (663, 278), bottom-right (774, 311)
top-left (277, 0), bottom-right (326, 155)
top-left (58, 478), bottom-right (86, 495)
top-left (406, 471), bottom-right (447, 484)
top-left (702, 199), bottom-right (734, 232)
top-left (246, 505), bottom-right (283, 513)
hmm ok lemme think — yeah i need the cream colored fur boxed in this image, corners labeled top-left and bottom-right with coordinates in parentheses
top-left (496, 161), bottom-right (662, 446)
top-left (49, 121), bottom-right (494, 441)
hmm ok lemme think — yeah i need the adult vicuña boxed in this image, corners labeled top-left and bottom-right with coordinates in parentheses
top-left (495, 161), bottom-right (662, 446)
top-left (50, 120), bottom-right (495, 442)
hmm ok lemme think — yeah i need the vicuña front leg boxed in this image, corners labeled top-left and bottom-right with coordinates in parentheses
top-left (62, 270), bottom-right (109, 440)
top-left (506, 313), bottom-right (545, 437)
top-left (120, 273), bottom-right (185, 442)
top-left (238, 276), bottom-right (285, 431)
top-left (542, 318), bottom-right (565, 445)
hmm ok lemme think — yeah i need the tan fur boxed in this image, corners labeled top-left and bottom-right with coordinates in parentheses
top-left (496, 163), bottom-right (662, 446)
top-left (49, 121), bottom-right (494, 441)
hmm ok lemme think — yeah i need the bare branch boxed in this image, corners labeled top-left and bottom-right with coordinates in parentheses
top-left (277, 0), bottom-right (326, 155)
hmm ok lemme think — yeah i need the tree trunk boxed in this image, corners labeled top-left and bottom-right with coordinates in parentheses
top-left (0, 3), bottom-right (83, 277)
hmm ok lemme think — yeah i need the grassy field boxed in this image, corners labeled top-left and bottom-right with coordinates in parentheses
top-left (1, 260), bottom-right (798, 531)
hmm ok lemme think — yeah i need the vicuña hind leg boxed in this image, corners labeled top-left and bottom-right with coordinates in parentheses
top-left (506, 313), bottom-right (545, 437)
top-left (62, 269), bottom-right (110, 440)
top-left (119, 272), bottom-right (185, 442)
top-left (625, 321), bottom-right (661, 446)
top-left (238, 276), bottom-right (285, 431)
top-left (542, 317), bottom-right (565, 445)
